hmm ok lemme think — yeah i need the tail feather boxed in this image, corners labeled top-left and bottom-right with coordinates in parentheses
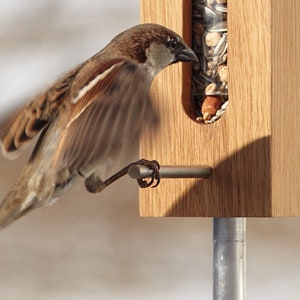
top-left (0, 181), bottom-right (42, 228)
top-left (0, 165), bottom-right (56, 229)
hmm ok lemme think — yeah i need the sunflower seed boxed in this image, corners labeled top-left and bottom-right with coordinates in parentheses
top-left (191, 0), bottom-right (228, 124)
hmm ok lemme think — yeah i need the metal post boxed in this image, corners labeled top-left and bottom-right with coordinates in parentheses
top-left (213, 218), bottom-right (246, 300)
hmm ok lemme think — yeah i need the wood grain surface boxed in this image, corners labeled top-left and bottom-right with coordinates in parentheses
top-left (271, 1), bottom-right (300, 215)
top-left (139, 0), bottom-right (299, 217)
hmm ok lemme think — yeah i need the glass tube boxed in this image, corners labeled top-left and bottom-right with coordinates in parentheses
top-left (192, 0), bottom-right (228, 124)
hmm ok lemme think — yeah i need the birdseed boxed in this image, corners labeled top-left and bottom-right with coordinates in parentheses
top-left (192, 0), bottom-right (228, 124)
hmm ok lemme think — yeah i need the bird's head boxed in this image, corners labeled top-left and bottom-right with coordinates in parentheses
top-left (107, 23), bottom-right (198, 76)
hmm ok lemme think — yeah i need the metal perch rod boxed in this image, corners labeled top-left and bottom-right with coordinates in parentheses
top-left (128, 165), bottom-right (212, 179)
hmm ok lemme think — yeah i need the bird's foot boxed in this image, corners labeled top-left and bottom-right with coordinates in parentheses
top-left (134, 159), bottom-right (160, 188)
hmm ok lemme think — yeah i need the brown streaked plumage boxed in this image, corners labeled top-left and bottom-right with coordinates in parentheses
top-left (0, 23), bottom-right (198, 228)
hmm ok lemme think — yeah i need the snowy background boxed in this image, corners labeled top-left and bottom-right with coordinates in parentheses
top-left (0, 1), bottom-right (299, 299)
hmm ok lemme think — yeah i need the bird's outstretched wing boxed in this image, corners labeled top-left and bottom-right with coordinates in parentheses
top-left (0, 65), bottom-right (82, 160)
top-left (53, 59), bottom-right (158, 174)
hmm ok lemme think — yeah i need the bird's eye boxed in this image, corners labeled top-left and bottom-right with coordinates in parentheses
top-left (168, 38), bottom-right (178, 51)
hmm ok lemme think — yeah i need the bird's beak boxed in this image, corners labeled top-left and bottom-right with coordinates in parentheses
top-left (177, 46), bottom-right (198, 63)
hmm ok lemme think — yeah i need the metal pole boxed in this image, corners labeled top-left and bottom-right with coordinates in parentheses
top-left (213, 218), bottom-right (246, 300)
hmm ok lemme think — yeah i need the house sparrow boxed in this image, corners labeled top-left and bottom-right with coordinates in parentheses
top-left (0, 23), bottom-right (197, 228)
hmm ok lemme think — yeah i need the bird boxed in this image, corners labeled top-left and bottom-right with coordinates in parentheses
top-left (0, 23), bottom-right (198, 228)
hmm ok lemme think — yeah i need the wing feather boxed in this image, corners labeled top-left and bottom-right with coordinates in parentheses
top-left (54, 61), bottom-right (158, 175)
top-left (0, 65), bottom-right (81, 159)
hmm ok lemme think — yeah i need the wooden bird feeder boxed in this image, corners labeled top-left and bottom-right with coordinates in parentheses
top-left (139, 0), bottom-right (300, 218)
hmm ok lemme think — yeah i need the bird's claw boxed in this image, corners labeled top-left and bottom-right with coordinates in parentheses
top-left (136, 159), bottom-right (160, 189)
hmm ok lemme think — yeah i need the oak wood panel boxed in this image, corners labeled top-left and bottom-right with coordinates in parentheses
top-left (271, 1), bottom-right (300, 216)
top-left (139, 0), bottom-right (299, 217)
